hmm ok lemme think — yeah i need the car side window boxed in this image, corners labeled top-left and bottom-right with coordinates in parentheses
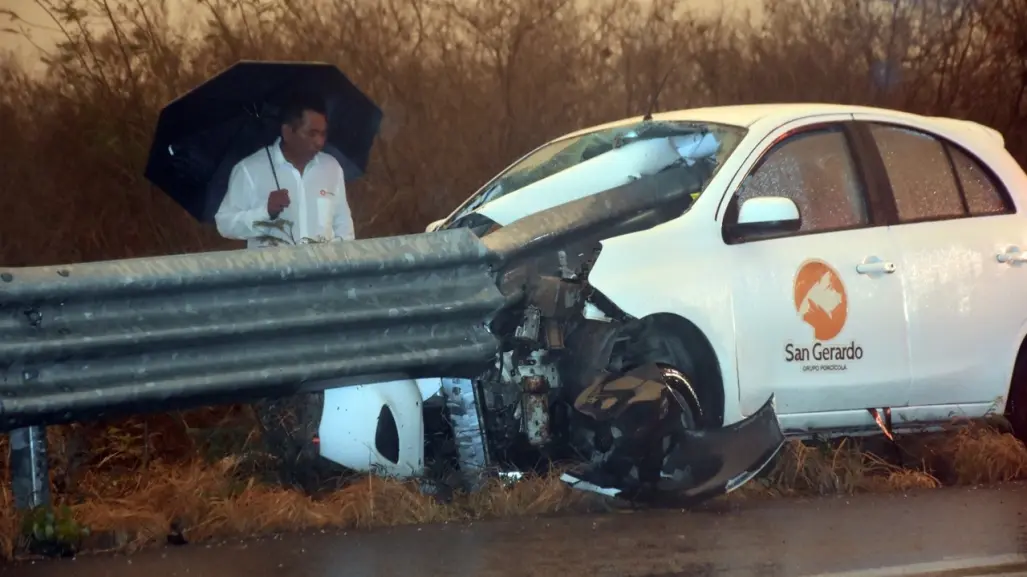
top-left (868, 124), bottom-right (965, 222)
top-left (867, 123), bottom-right (1013, 222)
top-left (731, 127), bottom-right (869, 235)
top-left (947, 145), bottom-right (1012, 215)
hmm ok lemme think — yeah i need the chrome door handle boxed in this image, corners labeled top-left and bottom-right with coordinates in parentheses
top-left (997, 247), bottom-right (1027, 264)
top-left (856, 259), bottom-right (896, 275)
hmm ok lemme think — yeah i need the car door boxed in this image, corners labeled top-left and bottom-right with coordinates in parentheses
top-left (720, 119), bottom-right (912, 418)
top-left (851, 118), bottom-right (1027, 408)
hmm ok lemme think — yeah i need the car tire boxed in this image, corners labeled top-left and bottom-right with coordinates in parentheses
top-left (630, 363), bottom-right (703, 492)
top-left (1005, 341), bottom-right (1027, 442)
top-left (568, 361), bottom-right (704, 501)
top-left (623, 328), bottom-right (707, 425)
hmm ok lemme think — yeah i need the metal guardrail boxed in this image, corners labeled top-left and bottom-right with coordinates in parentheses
top-left (482, 165), bottom-right (705, 265)
top-left (0, 165), bottom-right (705, 510)
top-left (0, 166), bottom-right (701, 433)
top-left (0, 227), bottom-right (507, 431)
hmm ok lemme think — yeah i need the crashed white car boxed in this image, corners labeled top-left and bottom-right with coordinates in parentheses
top-left (316, 103), bottom-right (1027, 501)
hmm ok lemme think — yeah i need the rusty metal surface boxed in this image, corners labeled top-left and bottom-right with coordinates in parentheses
top-left (0, 228), bottom-right (506, 430)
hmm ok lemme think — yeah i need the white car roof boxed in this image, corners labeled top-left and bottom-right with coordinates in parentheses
top-left (556, 103), bottom-right (1004, 149)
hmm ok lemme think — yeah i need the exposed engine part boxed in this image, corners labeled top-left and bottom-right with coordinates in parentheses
top-left (557, 250), bottom-right (576, 280)
top-left (514, 305), bottom-right (541, 343)
top-left (544, 319), bottom-right (565, 350)
top-left (505, 271), bottom-right (587, 354)
top-left (521, 376), bottom-right (552, 446)
top-left (502, 348), bottom-right (562, 384)
top-left (583, 301), bottom-right (613, 323)
top-left (440, 377), bottom-right (491, 490)
top-left (483, 348), bottom-right (563, 449)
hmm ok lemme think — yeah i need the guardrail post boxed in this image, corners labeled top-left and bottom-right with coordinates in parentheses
top-left (9, 426), bottom-right (51, 510)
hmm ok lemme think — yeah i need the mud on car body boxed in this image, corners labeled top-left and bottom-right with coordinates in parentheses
top-left (316, 103), bottom-right (1027, 503)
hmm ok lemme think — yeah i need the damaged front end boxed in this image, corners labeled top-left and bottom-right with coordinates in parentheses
top-left (563, 365), bottom-right (782, 504)
top-left (467, 282), bottom-right (785, 505)
top-left (437, 164), bottom-right (785, 506)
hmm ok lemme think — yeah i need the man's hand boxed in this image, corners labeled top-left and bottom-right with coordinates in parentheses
top-left (267, 189), bottom-right (291, 219)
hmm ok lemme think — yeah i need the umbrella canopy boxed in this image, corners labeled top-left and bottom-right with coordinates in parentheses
top-left (144, 60), bottom-right (383, 223)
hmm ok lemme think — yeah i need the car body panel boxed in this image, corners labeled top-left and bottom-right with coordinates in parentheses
top-left (318, 379), bottom-right (428, 477)
top-left (718, 114), bottom-right (913, 416)
top-left (585, 106), bottom-right (1027, 431)
top-left (847, 111), bottom-right (1027, 411)
top-left (316, 102), bottom-right (1027, 490)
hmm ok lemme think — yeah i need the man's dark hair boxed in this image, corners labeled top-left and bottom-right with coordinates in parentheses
top-left (280, 92), bottom-right (327, 128)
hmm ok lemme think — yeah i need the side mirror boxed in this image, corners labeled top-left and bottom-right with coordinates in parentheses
top-left (726, 196), bottom-right (801, 240)
top-left (426, 219), bottom-right (445, 232)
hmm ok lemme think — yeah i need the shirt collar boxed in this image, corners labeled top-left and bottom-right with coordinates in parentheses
top-left (269, 137), bottom-right (321, 169)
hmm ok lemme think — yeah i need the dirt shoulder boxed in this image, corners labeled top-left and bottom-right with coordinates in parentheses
top-left (7, 484), bottom-right (1027, 577)
top-left (3, 408), bottom-right (1026, 562)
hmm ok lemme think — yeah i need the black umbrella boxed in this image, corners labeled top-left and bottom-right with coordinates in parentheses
top-left (144, 60), bottom-right (383, 223)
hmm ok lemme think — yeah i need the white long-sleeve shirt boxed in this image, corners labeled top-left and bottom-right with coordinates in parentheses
top-left (215, 138), bottom-right (356, 248)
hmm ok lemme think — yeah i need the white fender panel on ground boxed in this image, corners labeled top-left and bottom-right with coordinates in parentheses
top-left (415, 377), bottom-right (443, 401)
top-left (318, 379), bottom-right (426, 478)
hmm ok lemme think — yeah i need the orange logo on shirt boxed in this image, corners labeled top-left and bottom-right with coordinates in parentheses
top-left (319, 189), bottom-right (335, 197)
top-left (793, 259), bottom-right (848, 341)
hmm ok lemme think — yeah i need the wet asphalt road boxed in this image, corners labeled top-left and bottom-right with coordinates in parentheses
top-left (6, 484), bottom-right (1027, 577)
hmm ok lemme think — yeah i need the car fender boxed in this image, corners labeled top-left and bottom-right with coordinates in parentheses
top-left (585, 218), bottom-right (745, 425)
top-left (318, 379), bottom-right (430, 478)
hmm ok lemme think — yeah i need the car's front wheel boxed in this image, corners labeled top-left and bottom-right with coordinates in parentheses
top-left (566, 361), bottom-right (704, 500)
top-left (1005, 340), bottom-right (1027, 440)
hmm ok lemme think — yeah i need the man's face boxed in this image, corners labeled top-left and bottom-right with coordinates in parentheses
top-left (283, 109), bottom-right (328, 159)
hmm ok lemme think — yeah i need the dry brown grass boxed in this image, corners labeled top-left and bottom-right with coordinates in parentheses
top-left (724, 420), bottom-right (1027, 501)
top-left (3, 417), bottom-right (1027, 561)
top-left (926, 420), bottom-right (1027, 485)
top-left (0, 406), bottom-right (609, 559)
top-left (0, 456), bottom-right (598, 560)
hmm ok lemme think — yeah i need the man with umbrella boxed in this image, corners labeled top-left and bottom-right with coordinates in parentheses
top-left (215, 92), bottom-right (356, 247)
top-left (146, 61), bottom-right (384, 494)
top-left (145, 60), bottom-right (382, 246)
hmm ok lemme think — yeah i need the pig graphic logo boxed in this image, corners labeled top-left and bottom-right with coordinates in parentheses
top-left (793, 259), bottom-right (847, 341)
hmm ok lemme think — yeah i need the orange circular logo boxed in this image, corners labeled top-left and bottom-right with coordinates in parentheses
top-left (793, 259), bottom-right (848, 341)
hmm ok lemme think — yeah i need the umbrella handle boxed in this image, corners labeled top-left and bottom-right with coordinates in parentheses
top-left (264, 146), bottom-right (281, 190)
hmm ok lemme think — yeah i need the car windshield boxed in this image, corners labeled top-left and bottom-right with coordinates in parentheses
top-left (442, 119), bottom-right (747, 226)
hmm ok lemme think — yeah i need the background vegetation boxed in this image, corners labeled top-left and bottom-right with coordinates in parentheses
top-left (3, 0), bottom-right (1027, 265)
top-left (2, 0), bottom-right (1027, 559)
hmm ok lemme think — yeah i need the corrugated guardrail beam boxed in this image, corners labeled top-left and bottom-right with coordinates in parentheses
top-left (0, 227), bottom-right (507, 431)
top-left (0, 165), bottom-right (707, 511)
top-left (483, 165), bottom-right (705, 265)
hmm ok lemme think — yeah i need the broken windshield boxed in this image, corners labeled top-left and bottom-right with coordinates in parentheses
top-left (442, 119), bottom-right (748, 226)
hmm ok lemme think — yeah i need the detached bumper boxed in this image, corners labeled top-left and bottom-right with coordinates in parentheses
top-left (658, 394), bottom-right (784, 503)
top-left (562, 394), bottom-right (784, 506)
